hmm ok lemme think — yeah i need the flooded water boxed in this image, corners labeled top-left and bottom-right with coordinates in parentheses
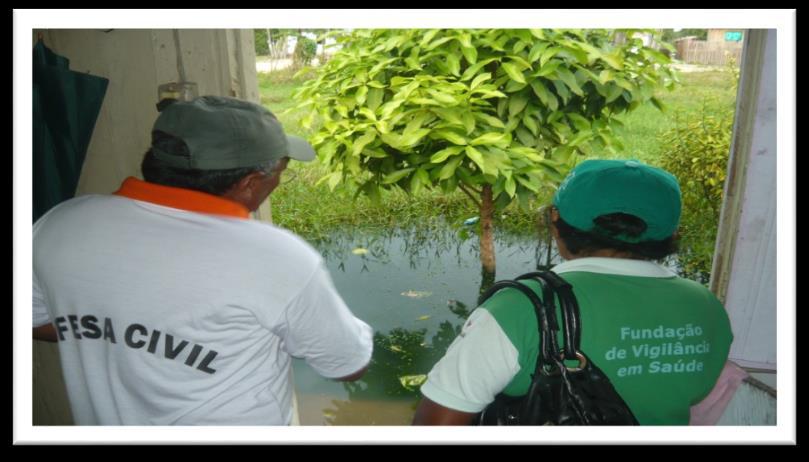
top-left (291, 226), bottom-right (557, 425)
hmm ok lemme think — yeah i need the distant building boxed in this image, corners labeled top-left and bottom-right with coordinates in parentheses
top-left (675, 29), bottom-right (745, 66)
top-left (707, 29), bottom-right (745, 43)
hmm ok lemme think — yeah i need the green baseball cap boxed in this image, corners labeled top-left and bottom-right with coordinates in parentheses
top-left (151, 96), bottom-right (316, 170)
top-left (552, 159), bottom-right (682, 242)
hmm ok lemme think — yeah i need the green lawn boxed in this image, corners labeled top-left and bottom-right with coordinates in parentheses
top-left (258, 70), bottom-right (318, 136)
top-left (610, 71), bottom-right (738, 164)
top-left (257, 66), bottom-right (738, 241)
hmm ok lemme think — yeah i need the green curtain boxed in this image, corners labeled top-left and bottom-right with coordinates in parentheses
top-left (33, 40), bottom-right (109, 223)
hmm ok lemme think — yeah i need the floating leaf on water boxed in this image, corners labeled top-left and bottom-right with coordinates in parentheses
top-left (352, 247), bottom-right (369, 255)
top-left (416, 315), bottom-right (431, 321)
top-left (400, 290), bottom-right (433, 299)
top-left (399, 374), bottom-right (428, 391)
top-left (389, 345), bottom-right (404, 353)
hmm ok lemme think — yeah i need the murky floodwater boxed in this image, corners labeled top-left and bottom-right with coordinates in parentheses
top-left (291, 226), bottom-right (557, 425)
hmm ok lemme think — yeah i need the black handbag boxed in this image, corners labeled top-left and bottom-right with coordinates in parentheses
top-left (476, 271), bottom-right (639, 425)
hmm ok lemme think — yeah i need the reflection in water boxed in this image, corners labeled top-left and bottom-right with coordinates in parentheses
top-left (354, 305), bottom-right (467, 398)
top-left (292, 224), bottom-right (689, 425)
top-left (315, 302), bottom-right (469, 425)
top-left (292, 225), bottom-right (554, 425)
top-left (480, 266), bottom-right (496, 296)
top-left (314, 225), bottom-right (551, 276)
top-left (297, 395), bottom-right (418, 426)
top-left (323, 399), bottom-right (415, 426)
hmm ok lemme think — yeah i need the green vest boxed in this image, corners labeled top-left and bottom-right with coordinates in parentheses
top-left (481, 271), bottom-right (733, 425)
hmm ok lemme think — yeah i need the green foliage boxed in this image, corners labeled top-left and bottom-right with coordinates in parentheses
top-left (254, 29), bottom-right (270, 55)
top-left (293, 36), bottom-right (318, 67)
top-left (726, 54), bottom-right (741, 91)
top-left (661, 28), bottom-right (708, 42)
top-left (291, 29), bottom-right (677, 213)
top-left (254, 28), bottom-right (299, 56)
top-left (270, 161), bottom-right (479, 243)
top-left (658, 104), bottom-right (734, 284)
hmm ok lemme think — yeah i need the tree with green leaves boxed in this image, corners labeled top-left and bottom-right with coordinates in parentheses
top-left (291, 29), bottom-right (676, 277)
top-left (255, 29), bottom-right (331, 59)
top-left (293, 36), bottom-right (318, 69)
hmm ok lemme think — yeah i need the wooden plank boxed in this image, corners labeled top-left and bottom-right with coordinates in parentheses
top-left (710, 30), bottom-right (777, 370)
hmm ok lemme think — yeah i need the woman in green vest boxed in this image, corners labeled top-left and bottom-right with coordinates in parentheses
top-left (413, 159), bottom-right (734, 425)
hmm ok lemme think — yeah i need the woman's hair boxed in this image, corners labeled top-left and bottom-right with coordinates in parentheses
top-left (141, 131), bottom-right (275, 196)
top-left (553, 210), bottom-right (678, 260)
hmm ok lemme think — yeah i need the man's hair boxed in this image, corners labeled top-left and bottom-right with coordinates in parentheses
top-left (553, 211), bottom-right (678, 260)
top-left (141, 130), bottom-right (277, 196)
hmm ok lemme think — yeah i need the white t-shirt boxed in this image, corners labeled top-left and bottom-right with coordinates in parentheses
top-left (33, 182), bottom-right (373, 425)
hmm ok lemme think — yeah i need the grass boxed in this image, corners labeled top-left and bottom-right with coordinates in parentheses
top-left (610, 70), bottom-right (738, 164)
top-left (268, 162), bottom-right (476, 243)
top-left (257, 66), bottom-right (738, 241)
top-left (257, 69), bottom-right (318, 127)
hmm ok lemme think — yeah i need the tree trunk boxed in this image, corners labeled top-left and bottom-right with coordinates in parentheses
top-left (480, 184), bottom-right (496, 277)
top-left (318, 29), bottom-right (327, 65)
top-left (479, 263), bottom-right (496, 296)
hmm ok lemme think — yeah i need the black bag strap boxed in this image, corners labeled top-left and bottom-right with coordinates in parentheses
top-left (477, 270), bottom-right (638, 425)
top-left (517, 271), bottom-right (581, 361)
top-left (478, 271), bottom-right (583, 371)
top-left (478, 279), bottom-right (558, 364)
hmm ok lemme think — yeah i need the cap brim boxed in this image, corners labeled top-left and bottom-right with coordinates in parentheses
top-left (286, 135), bottom-right (317, 162)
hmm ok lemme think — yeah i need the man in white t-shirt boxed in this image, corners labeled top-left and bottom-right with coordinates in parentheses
top-left (32, 96), bottom-right (373, 425)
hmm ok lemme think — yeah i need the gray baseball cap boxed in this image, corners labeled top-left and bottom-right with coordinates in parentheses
top-left (151, 95), bottom-right (316, 170)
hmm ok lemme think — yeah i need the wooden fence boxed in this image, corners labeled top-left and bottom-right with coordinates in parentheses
top-left (675, 39), bottom-right (743, 66)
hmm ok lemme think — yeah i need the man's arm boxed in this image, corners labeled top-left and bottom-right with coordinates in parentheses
top-left (412, 397), bottom-right (479, 425)
top-left (33, 323), bottom-right (58, 342)
top-left (282, 262), bottom-right (374, 382)
top-left (333, 363), bottom-right (369, 382)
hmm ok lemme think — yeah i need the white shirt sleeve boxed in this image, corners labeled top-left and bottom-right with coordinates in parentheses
top-left (420, 307), bottom-right (521, 413)
top-left (32, 270), bottom-right (51, 328)
top-left (281, 262), bottom-right (373, 379)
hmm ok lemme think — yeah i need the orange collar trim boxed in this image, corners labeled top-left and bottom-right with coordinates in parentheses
top-left (114, 177), bottom-right (250, 219)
